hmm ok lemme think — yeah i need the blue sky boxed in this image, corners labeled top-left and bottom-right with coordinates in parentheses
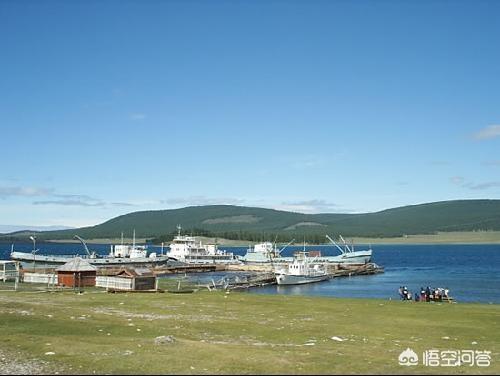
top-left (1, 0), bottom-right (499, 227)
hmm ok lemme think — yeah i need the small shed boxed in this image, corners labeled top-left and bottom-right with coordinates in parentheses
top-left (56, 257), bottom-right (96, 288)
top-left (96, 267), bottom-right (158, 291)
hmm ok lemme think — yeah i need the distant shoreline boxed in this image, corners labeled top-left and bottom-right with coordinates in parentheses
top-left (347, 231), bottom-right (500, 245)
top-left (34, 231), bottom-right (500, 246)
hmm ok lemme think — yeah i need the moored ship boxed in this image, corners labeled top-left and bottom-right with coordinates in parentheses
top-left (274, 251), bottom-right (329, 285)
top-left (10, 233), bottom-right (178, 269)
top-left (166, 226), bottom-right (241, 265)
top-left (237, 241), bottom-right (284, 263)
top-left (238, 235), bottom-right (372, 265)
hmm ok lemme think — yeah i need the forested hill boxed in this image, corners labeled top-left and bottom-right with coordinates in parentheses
top-left (4, 199), bottom-right (499, 242)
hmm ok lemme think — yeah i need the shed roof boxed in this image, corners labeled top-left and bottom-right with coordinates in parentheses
top-left (115, 267), bottom-right (154, 277)
top-left (56, 257), bottom-right (96, 272)
top-left (133, 267), bottom-right (154, 276)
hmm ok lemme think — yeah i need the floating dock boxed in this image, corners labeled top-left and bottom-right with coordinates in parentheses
top-left (225, 262), bottom-right (384, 276)
top-left (152, 264), bottom-right (226, 276)
top-left (326, 262), bottom-right (384, 277)
top-left (200, 263), bottom-right (384, 291)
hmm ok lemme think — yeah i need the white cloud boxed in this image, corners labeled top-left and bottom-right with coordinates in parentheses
top-left (33, 193), bottom-right (136, 208)
top-left (55, 194), bottom-right (99, 201)
top-left (430, 161), bottom-right (450, 166)
top-left (33, 199), bottom-right (104, 207)
top-left (162, 196), bottom-right (245, 206)
top-left (472, 125), bottom-right (500, 140)
top-left (291, 155), bottom-right (324, 169)
top-left (482, 160), bottom-right (500, 167)
top-left (449, 176), bottom-right (500, 191)
top-left (130, 113), bottom-right (146, 120)
top-left (278, 199), bottom-right (339, 213)
top-left (0, 186), bottom-right (54, 198)
top-left (449, 176), bottom-right (466, 186)
top-left (465, 181), bottom-right (500, 190)
top-left (111, 202), bottom-right (136, 207)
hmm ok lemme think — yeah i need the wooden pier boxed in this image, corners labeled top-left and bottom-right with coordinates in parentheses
top-left (326, 262), bottom-right (384, 277)
top-left (225, 262), bottom-right (384, 276)
top-left (197, 272), bottom-right (277, 291)
top-left (199, 263), bottom-right (384, 291)
top-left (152, 264), bottom-right (225, 276)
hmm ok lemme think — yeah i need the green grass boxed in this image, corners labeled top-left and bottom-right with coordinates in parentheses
top-left (0, 286), bottom-right (498, 374)
top-left (349, 231), bottom-right (500, 245)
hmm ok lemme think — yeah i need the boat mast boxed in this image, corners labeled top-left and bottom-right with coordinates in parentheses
top-left (339, 235), bottom-right (353, 253)
top-left (326, 235), bottom-right (346, 255)
top-left (277, 238), bottom-right (295, 257)
top-left (73, 235), bottom-right (91, 257)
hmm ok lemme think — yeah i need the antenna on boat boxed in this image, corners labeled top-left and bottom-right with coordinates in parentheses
top-left (268, 239), bottom-right (278, 274)
top-left (326, 234), bottom-right (346, 255)
top-left (121, 232), bottom-right (124, 245)
top-left (272, 234), bottom-right (278, 254)
top-left (176, 225), bottom-right (181, 236)
top-left (277, 238), bottom-right (295, 256)
top-left (133, 229), bottom-right (136, 248)
top-left (74, 235), bottom-right (91, 257)
top-left (339, 235), bottom-right (353, 253)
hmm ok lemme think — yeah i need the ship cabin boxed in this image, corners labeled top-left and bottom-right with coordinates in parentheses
top-left (110, 244), bottom-right (147, 258)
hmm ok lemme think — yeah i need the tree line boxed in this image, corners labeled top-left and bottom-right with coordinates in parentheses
top-left (148, 228), bottom-right (332, 245)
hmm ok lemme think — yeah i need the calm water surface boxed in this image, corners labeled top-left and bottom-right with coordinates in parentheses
top-left (2, 242), bottom-right (499, 304)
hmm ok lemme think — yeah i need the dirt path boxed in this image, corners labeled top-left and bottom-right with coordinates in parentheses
top-left (0, 348), bottom-right (62, 375)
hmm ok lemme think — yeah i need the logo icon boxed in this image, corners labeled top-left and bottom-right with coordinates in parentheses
top-left (399, 348), bottom-right (419, 366)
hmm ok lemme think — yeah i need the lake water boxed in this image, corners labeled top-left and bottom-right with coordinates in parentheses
top-left (1, 242), bottom-right (499, 304)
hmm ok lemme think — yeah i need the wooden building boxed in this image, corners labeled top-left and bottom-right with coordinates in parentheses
top-left (56, 257), bottom-right (96, 288)
top-left (96, 267), bottom-right (158, 291)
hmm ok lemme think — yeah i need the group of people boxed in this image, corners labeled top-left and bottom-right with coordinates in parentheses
top-left (398, 286), bottom-right (450, 302)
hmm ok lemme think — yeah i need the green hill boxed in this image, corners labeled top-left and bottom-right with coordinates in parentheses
top-left (4, 199), bottom-right (499, 243)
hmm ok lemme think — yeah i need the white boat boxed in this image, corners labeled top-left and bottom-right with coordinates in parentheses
top-left (10, 232), bottom-right (178, 269)
top-left (166, 226), bottom-right (241, 265)
top-left (239, 235), bottom-right (372, 265)
top-left (323, 234), bottom-right (373, 264)
top-left (237, 240), bottom-right (294, 263)
top-left (274, 251), bottom-right (329, 285)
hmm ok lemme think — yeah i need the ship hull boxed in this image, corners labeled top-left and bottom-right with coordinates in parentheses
top-left (10, 251), bottom-right (178, 268)
top-left (241, 250), bottom-right (372, 265)
top-left (168, 254), bottom-right (242, 265)
top-left (275, 273), bottom-right (329, 285)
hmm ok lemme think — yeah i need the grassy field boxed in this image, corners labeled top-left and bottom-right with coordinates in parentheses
top-left (0, 282), bottom-right (498, 374)
top-left (349, 231), bottom-right (500, 245)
